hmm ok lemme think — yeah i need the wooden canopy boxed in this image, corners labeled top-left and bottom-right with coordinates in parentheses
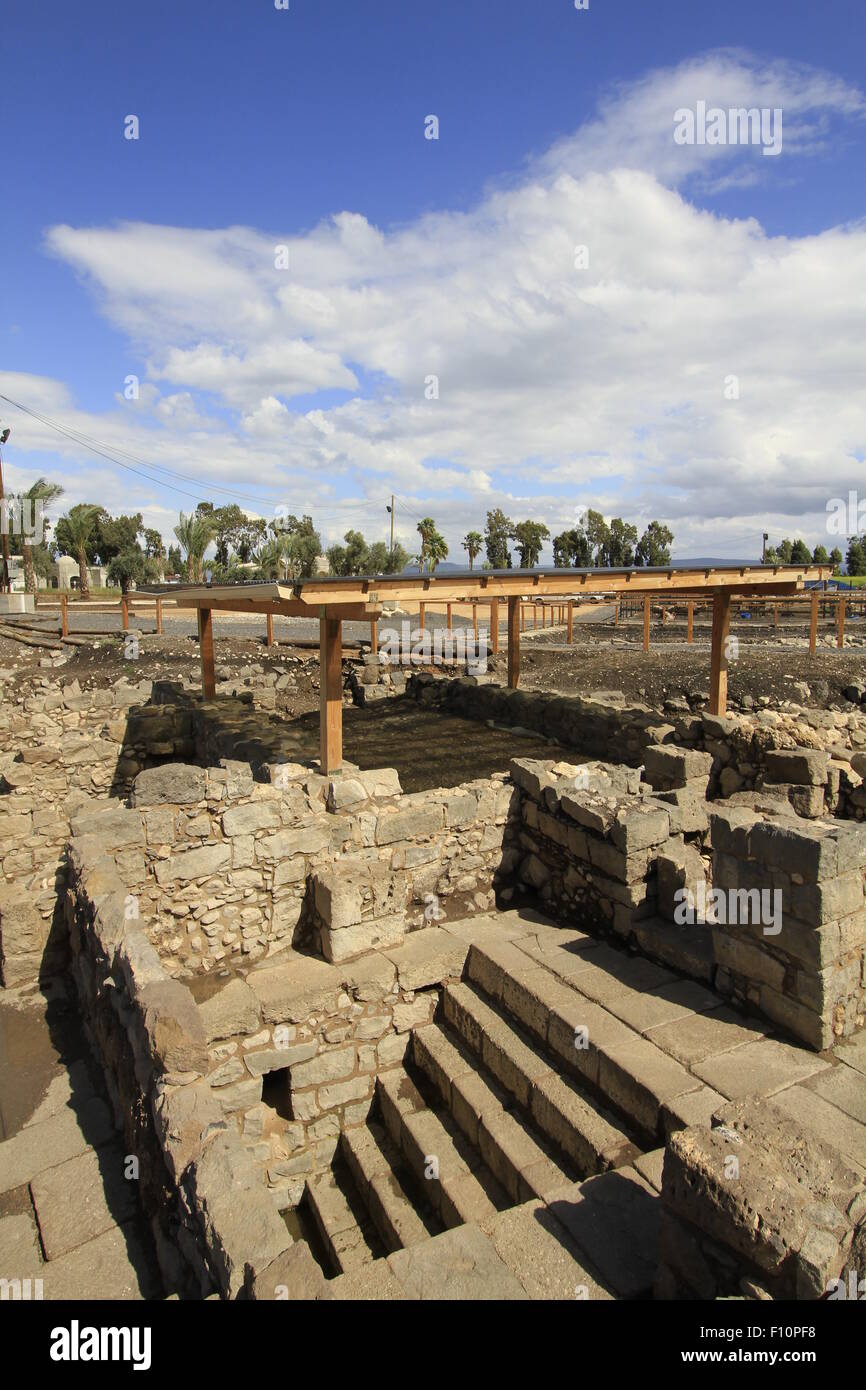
top-left (139, 563), bottom-right (829, 774)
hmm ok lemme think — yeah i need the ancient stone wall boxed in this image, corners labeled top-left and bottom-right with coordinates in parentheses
top-left (406, 675), bottom-right (866, 818)
top-left (709, 808), bottom-right (866, 1050)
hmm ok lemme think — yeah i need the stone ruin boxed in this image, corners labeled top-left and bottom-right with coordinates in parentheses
top-left (1, 667), bottom-right (865, 1300)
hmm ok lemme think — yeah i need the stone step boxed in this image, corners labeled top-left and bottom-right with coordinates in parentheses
top-left (414, 1014), bottom-right (635, 1188)
top-left (340, 1122), bottom-right (436, 1253)
top-left (375, 1068), bottom-right (507, 1230)
top-left (631, 915), bottom-right (715, 984)
top-left (302, 1170), bottom-right (380, 1275)
top-left (463, 939), bottom-right (703, 1141)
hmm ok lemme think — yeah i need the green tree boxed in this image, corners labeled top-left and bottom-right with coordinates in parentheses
top-left (462, 531), bottom-right (483, 569)
top-left (12, 478), bottom-right (64, 594)
top-left (143, 528), bottom-right (165, 560)
top-left (635, 521), bottom-right (674, 568)
top-left (484, 509), bottom-right (512, 569)
top-left (56, 503), bottom-right (102, 598)
top-left (174, 510), bottom-right (217, 582)
top-left (107, 547), bottom-right (159, 595)
top-left (790, 539), bottom-right (812, 566)
top-left (167, 544), bottom-right (183, 576)
top-left (552, 526), bottom-right (592, 567)
top-left (509, 520), bottom-right (550, 569)
top-left (603, 517), bottom-right (638, 567)
top-left (583, 509), bottom-right (609, 565)
top-left (846, 535), bottom-right (866, 577)
top-left (416, 518), bottom-right (447, 575)
top-left (93, 512), bottom-right (143, 565)
top-left (830, 547), bottom-right (843, 570)
top-left (812, 544), bottom-right (829, 565)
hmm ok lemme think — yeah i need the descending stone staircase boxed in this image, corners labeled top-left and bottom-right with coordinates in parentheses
top-left (301, 929), bottom-right (676, 1297)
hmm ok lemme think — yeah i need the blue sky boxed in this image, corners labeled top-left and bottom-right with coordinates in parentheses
top-left (2, 0), bottom-right (865, 562)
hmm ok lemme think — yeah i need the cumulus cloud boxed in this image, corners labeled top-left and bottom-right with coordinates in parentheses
top-left (8, 50), bottom-right (865, 557)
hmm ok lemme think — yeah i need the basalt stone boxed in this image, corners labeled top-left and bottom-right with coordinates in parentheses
top-left (131, 763), bottom-right (208, 807)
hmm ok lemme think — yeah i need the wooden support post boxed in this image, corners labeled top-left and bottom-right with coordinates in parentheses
top-left (660, 605), bottom-right (666, 626)
top-left (533, 604), bottom-right (537, 630)
top-left (418, 602), bottom-right (425, 633)
top-left (490, 598), bottom-right (499, 654)
top-left (472, 603), bottom-right (478, 642)
top-left (60, 594), bottom-right (68, 638)
top-left (774, 603), bottom-right (778, 631)
top-left (643, 595), bottom-right (651, 653)
top-left (809, 589), bottom-right (818, 655)
top-left (567, 599), bottom-right (574, 644)
top-left (614, 596), bottom-right (620, 628)
top-left (197, 607), bottom-right (216, 700)
top-left (687, 601), bottom-right (694, 644)
top-left (446, 603), bottom-right (452, 632)
top-left (520, 603), bottom-right (525, 633)
top-left (319, 616), bottom-right (343, 774)
top-left (266, 613), bottom-right (275, 647)
top-left (156, 597), bottom-right (163, 635)
top-left (709, 592), bottom-right (732, 716)
top-left (507, 595), bottom-right (520, 689)
top-left (121, 596), bottom-right (129, 632)
top-left (370, 618), bottom-right (377, 655)
top-left (838, 598), bottom-right (846, 649)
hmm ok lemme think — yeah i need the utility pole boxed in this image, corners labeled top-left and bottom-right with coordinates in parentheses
top-left (762, 532), bottom-right (769, 565)
top-left (386, 495), bottom-right (395, 554)
top-left (0, 427), bottom-right (11, 593)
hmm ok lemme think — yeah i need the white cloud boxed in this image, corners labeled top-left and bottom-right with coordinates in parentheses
top-left (3, 50), bottom-right (862, 559)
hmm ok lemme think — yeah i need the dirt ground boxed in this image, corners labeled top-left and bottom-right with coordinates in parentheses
top-left (1, 608), bottom-right (863, 716)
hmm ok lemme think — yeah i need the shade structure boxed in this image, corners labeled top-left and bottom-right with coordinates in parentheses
top-left (138, 563), bottom-right (830, 773)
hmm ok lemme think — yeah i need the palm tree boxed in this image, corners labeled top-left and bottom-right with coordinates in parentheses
top-left (463, 531), bottom-right (483, 570)
top-left (15, 478), bottom-right (63, 594)
top-left (59, 504), bottom-right (101, 599)
top-left (174, 510), bottom-right (217, 582)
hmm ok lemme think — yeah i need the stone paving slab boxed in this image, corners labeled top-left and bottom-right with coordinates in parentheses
top-left (0, 1212), bottom-right (43, 1278)
top-left (692, 1037), bottom-right (831, 1101)
top-left (488, 1199), bottom-right (614, 1300)
top-left (603, 978), bottom-right (722, 1034)
top-left (645, 1006), bottom-right (769, 1067)
top-left (38, 1221), bottom-right (161, 1300)
top-left (22, 1058), bottom-right (99, 1131)
top-left (31, 1144), bottom-right (138, 1261)
top-left (803, 1063), bottom-right (866, 1126)
top-left (0, 1096), bottom-right (114, 1195)
top-left (836, 1031), bottom-right (866, 1077)
top-left (772, 1084), bottom-right (866, 1176)
top-left (386, 1222), bottom-right (528, 1300)
top-left (546, 1166), bottom-right (660, 1299)
top-left (325, 1258), bottom-right (407, 1300)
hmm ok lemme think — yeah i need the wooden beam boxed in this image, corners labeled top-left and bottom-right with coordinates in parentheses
top-left (155, 597), bottom-right (163, 635)
top-left (643, 595), bottom-right (651, 652)
top-left (319, 616), bottom-right (343, 773)
top-left (838, 597), bottom-right (846, 649)
top-left (370, 618), bottom-right (377, 654)
top-left (507, 595), bottom-right (520, 689)
top-left (567, 599), bottom-right (574, 644)
top-left (473, 604), bottom-right (478, 641)
top-left (418, 601), bottom-right (425, 633)
top-left (709, 592), bottom-right (732, 715)
top-left (197, 607), bottom-right (216, 699)
top-left (446, 603), bottom-right (452, 632)
top-left (490, 598), bottom-right (499, 654)
top-left (266, 613), bottom-right (274, 647)
top-left (687, 600), bottom-right (694, 644)
top-left (809, 589), bottom-right (818, 655)
top-left (121, 596), bottom-right (129, 631)
top-left (60, 594), bottom-right (68, 638)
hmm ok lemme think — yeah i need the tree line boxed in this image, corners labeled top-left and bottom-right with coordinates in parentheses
top-left (5, 479), bottom-right (856, 598)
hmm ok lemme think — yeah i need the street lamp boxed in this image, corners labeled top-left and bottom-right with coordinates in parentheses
top-left (0, 425), bottom-right (11, 593)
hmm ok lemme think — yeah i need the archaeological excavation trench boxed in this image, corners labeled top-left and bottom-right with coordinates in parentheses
top-left (1, 657), bottom-right (865, 1301)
